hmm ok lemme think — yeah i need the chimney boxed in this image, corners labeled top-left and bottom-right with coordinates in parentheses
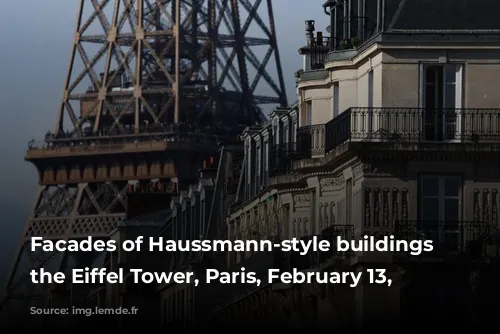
top-left (305, 20), bottom-right (315, 46)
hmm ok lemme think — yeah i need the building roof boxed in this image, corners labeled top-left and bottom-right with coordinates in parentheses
top-left (390, 0), bottom-right (500, 31)
top-left (323, 0), bottom-right (500, 32)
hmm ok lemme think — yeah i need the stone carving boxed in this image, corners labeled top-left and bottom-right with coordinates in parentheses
top-left (293, 193), bottom-right (311, 209)
top-left (352, 164), bottom-right (364, 180)
top-left (319, 176), bottom-right (344, 193)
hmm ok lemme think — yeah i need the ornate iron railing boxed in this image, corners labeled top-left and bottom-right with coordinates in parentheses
top-left (297, 124), bottom-right (325, 157)
top-left (310, 36), bottom-right (330, 70)
top-left (394, 220), bottom-right (500, 258)
top-left (269, 143), bottom-right (298, 176)
top-left (317, 107), bottom-right (500, 155)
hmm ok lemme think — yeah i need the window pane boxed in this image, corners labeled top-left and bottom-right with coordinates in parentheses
top-left (422, 198), bottom-right (440, 221)
top-left (444, 198), bottom-right (459, 222)
top-left (333, 83), bottom-right (340, 117)
top-left (422, 178), bottom-right (439, 196)
top-left (306, 102), bottom-right (312, 125)
top-left (445, 65), bottom-right (457, 84)
top-left (444, 178), bottom-right (460, 197)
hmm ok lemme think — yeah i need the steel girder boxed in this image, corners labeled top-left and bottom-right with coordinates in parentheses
top-left (54, 0), bottom-right (288, 139)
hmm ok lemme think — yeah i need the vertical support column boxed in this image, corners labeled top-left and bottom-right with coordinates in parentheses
top-left (135, 0), bottom-right (144, 133)
top-left (56, 0), bottom-right (84, 136)
top-left (94, 0), bottom-right (121, 133)
top-left (174, 0), bottom-right (181, 124)
top-left (266, 0), bottom-right (288, 106)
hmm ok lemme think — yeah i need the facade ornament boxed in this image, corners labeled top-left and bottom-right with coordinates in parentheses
top-left (319, 176), bottom-right (344, 193)
top-left (293, 193), bottom-right (311, 208)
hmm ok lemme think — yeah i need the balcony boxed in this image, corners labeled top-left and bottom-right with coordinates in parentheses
top-left (269, 143), bottom-right (299, 176)
top-left (395, 220), bottom-right (500, 260)
top-left (310, 36), bottom-right (330, 70)
top-left (297, 124), bottom-right (326, 157)
top-left (296, 108), bottom-right (500, 159)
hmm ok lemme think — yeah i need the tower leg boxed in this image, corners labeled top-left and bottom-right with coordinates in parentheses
top-left (0, 182), bottom-right (126, 327)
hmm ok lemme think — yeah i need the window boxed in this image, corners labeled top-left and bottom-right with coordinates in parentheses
top-left (420, 176), bottom-right (461, 249)
top-left (367, 70), bottom-right (373, 108)
top-left (305, 101), bottom-right (312, 126)
top-left (420, 64), bottom-right (463, 140)
top-left (333, 82), bottom-right (340, 117)
top-left (367, 71), bottom-right (374, 132)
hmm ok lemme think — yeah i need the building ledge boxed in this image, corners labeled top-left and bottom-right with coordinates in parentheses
top-left (296, 69), bottom-right (329, 82)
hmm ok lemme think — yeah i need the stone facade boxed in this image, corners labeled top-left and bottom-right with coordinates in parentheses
top-left (220, 0), bottom-right (500, 329)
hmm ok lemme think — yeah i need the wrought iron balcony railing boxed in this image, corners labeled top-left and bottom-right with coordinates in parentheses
top-left (269, 143), bottom-right (299, 176)
top-left (310, 36), bottom-right (331, 70)
top-left (296, 108), bottom-right (500, 158)
top-left (394, 220), bottom-right (500, 258)
top-left (297, 124), bottom-right (325, 157)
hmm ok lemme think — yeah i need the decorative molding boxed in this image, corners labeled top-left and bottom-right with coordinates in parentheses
top-left (352, 164), bottom-right (365, 180)
top-left (319, 175), bottom-right (344, 193)
top-left (293, 193), bottom-right (311, 209)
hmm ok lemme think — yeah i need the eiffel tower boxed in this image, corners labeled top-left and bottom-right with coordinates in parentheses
top-left (0, 0), bottom-right (287, 326)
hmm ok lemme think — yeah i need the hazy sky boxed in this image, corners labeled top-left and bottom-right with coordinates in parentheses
top-left (0, 0), bottom-right (328, 280)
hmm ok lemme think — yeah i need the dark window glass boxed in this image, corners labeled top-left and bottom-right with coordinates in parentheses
top-left (444, 178), bottom-right (460, 197)
top-left (422, 178), bottom-right (439, 196)
top-left (422, 198), bottom-right (439, 221)
top-left (444, 198), bottom-right (459, 223)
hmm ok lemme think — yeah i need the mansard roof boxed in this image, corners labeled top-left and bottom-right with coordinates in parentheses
top-left (322, 0), bottom-right (500, 32)
top-left (390, 0), bottom-right (500, 31)
top-left (169, 178), bottom-right (215, 213)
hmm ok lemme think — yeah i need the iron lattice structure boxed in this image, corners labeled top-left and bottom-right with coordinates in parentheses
top-left (1, 0), bottom-right (287, 325)
top-left (55, 0), bottom-right (287, 136)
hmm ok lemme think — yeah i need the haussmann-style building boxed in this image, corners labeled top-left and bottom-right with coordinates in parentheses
top-left (216, 0), bottom-right (500, 330)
